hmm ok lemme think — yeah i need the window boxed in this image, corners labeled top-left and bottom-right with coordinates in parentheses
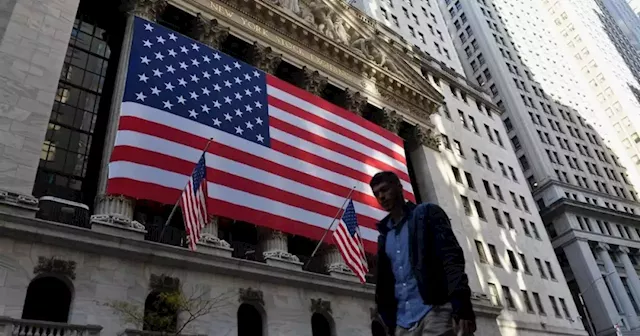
top-left (408, 26), bottom-right (416, 37)
top-left (508, 167), bottom-right (518, 181)
top-left (493, 208), bottom-right (503, 227)
top-left (546, 261), bottom-right (556, 280)
top-left (418, 32), bottom-right (426, 44)
top-left (549, 296), bottom-right (562, 317)
top-left (494, 130), bottom-right (504, 146)
top-left (475, 240), bottom-right (488, 263)
top-left (381, 8), bottom-right (388, 19)
top-left (494, 184), bottom-right (503, 201)
top-left (488, 283), bottom-right (501, 306)
top-left (507, 250), bottom-right (519, 270)
top-left (519, 156), bottom-right (530, 170)
top-left (474, 200), bottom-right (486, 220)
top-left (461, 196), bottom-right (471, 215)
top-left (442, 135), bottom-right (451, 149)
top-left (453, 140), bottom-right (464, 156)
top-left (502, 286), bottom-right (516, 310)
top-left (511, 136), bottom-right (521, 150)
top-left (459, 110), bottom-right (468, 128)
top-left (535, 258), bottom-right (547, 278)
top-left (503, 212), bottom-right (513, 229)
top-left (468, 115), bottom-right (478, 133)
top-left (452, 166), bottom-right (462, 183)
top-left (520, 196), bottom-right (530, 212)
top-left (465, 172), bottom-right (475, 189)
top-left (559, 298), bottom-right (570, 319)
top-left (485, 124), bottom-right (494, 142)
top-left (483, 180), bottom-right (493, 197)
top-left (522, 290), bottom-right (535, 313)
top-left (472, 148), bottom-right (481, 165)
top-left (521, 218), bottom-right (530, 236)
top-left (510, 192), bottom-right (519, 208)
top-left (533, 293), bottom-right (546, 315)
top-left (488, 244), bottom-right (502, 267)
top-left (403, 7), bottom-right (409, 17)
top-left (530, 222), bottom-right (541, 239)
top-left (520, 253), bottom-right (531, 273)
top-left (392, 15), bottom-right (399, 26)
top-left (483, 154), bottom-right (492, 170)
top-left (499, 162), bottom-right (508, 177)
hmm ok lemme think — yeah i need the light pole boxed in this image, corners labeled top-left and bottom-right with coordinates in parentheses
top-left (578, 271), bottom-right (616, 336)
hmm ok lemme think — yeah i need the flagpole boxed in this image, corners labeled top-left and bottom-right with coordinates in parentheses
top-left (159, 138), bottom-right (214, 242)
top-left (303, 186), bottom-right (356, 270)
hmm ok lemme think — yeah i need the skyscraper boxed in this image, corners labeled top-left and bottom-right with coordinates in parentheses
top-left (434, 0), bottom-right (640, 334)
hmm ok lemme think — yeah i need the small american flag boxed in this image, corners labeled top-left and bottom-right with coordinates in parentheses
top-left (180, 154), bottom-right (208, 251)
top-left (107, 17), bottom-right (415, 253)
top-left (333, 199), bottom-right (368, 283)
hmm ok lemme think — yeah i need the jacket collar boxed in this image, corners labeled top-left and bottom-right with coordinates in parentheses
top-left (376, 201), bottom-right (417, 233)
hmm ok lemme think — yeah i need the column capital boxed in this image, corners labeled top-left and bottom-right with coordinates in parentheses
top-left (200, 216), bottom-right (231, 249)
top-left (595, 242), bottom-right (611, 251)
top-left (408, 124), bottom-right (441, 151)
top-left (297, 66), bottom-right (328, 96)
top-left (378, 108), bottom-right (403, 134)
top-left (343, 88), bottom-right (368, 117)
top-left (618, 246), bottom-right (631, 254)
top-left (248, 42), bottom-right (282, 75)
top-left (190, 14), bottom-right (229, 49)
top-left (121, 0), bottom-right (168, 21)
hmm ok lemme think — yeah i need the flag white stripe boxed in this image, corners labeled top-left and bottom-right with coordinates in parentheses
top-left (109, 161), bottom-right (381, 242)
top-left (113, 131), bottom-right (389, 220)
top-left (269, 106), bottom-right (408, 172)
top-left (119, 103), bottom-right (415, 193)
top-left (334, 224), bottom-right (367, 279)
top-left (335, 223), bottom-right (367, 274)
top-left (267, 85), bottom-right (406, 156)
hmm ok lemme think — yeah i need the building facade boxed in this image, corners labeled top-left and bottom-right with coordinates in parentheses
top-left (436, 0), bottom-right (640, 335)
top-left (0, 0), bottom-right (584, 336)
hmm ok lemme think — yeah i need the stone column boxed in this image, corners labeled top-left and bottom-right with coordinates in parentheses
top-left (257, 228), bottom-right (302, 270)
top-left (196, 216), bottom-right (232, 257)
top-left (563, 239), bottom-right (619, 334)
top-left (92, 0), bottom-right (167, 235)
top-left (295, 66), bottom-right (328, 96)
top-left (321, 245), bottom-right (359, 282)
top-left (618, 247), bottom-right (640, 314)
top-left (246, 42), bottom-right (300, 269)
top-left (343, 88), bottom-right (368, 117)
top-left (596, 243), bottom-right (640, 328)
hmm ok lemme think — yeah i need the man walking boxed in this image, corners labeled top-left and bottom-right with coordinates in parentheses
top-left (371, 171), bottom-right (476, 336)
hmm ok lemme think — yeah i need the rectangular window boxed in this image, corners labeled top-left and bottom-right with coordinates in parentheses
top-left (488, 283), bottom-right (501, 306)
top-left (520, 196), bottom-right (530, 212)
top-left (533, 292), bottom-right (546, 315)
top-left (452, 166), bottom-right (462, 183)
top-left (508, 167), bottom-right (518, 181)
top-left (559, 298), bottom-right (570, 319)
top-left (521, 218), bottom-right (530, 236)
top-left (520, 253), bottom-right (531, 273)
top-left (474, 200), bottom-right (486, 220)
top-left (536, 258), bottom-right (547, 278)
top-left (461, 195), bottom-right (471, 215)
top-left (507, 250), bottom-right (519, 270)
top-left (494, 129), bottom-right (504, 146)
top-left (475, 240), bottom-right (488, 263)
top-left (485, 124), bottom-right (494, 142)
top-left (468, 115), bottom-right (478, 133)
top-left (546, 261), bottom-right (556, 280)
top-left (453, 140), bottom-right (464, 156)
top-left (522, 290), bottom-right (535, 313)
top-left (483, 180), bottom-right (493, 197)
top-left (472, 148), bottom-right (481, 165)
top-left (488, 244), bottom-right (502, 267)
top-left (530, 222), bottom-right (541, 239)
top-left (504, 212), bottom-right (514, 228)
top-left (483, 154), bottom-right (493, 170)
top-left (502, 286), bottom-right (516, 310)
top-left (510, 192), bottom-right (519, 208)
top-left (465, 172), bottom-right (476, 189)
top-left (459, 110), bottom-right (468, 128)
top-left (549, 296), bottom-right (562, 317)
top-left (494, 184), bottom-right (503, 201)
top-left (493, 207), bottom-right (503, 227)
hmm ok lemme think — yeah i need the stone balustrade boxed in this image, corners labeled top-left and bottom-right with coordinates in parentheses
top-left (0, 317), bottom-right (102, 336)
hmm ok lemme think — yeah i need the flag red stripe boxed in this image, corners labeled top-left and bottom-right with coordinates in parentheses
top-left (115, 117), bottom-right (411, 207)
top-left (335, 224), bottom-right (367, 275)
top-left (269, 116), bottom-right (411, 182)
top-left (107, 177), bottom-right (378, 254)
top-left (268, 95), bottom-right (407, 164)
top-left (266, 75), bottom-right (403, 146)
top-left (110, 146), bottom-right (380, 229)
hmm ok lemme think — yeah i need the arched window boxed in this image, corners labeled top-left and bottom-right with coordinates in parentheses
top-left (311, 313), bottom-right (333, 336)
top-left (143, 291), bottom-right (178, 332)
top-left (371, 320), bottom-right (387, 336)
top-left (22, 276), bottom-right (73, 322)
top-left (237, 303), bottom-right (263, 336)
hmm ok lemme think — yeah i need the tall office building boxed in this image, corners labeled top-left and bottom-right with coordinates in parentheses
top-left (434, 0), bottom-right (640, 335)
top-left (0, 0), bottom-right (585, 336)
top-left (358, 1), bottom-right (587, 335)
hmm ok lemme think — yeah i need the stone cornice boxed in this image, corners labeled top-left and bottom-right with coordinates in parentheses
top-left (533, 178), bottom-right (640, 207)
top-left (539, 197), bottom-right (640, 228)
top-left (169, 0), bottom-right (442, 124)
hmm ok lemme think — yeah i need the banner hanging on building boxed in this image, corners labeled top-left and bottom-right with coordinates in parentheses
top-left (106, 16), bottom-right (414, 253)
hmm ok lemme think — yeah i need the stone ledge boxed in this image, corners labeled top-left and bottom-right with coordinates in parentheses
top-left (0, 190), bottom-right (38, 217)
top-left (120, 329), bottom-right (205, 336)
top-left (496, 317), bottom-right (588, 336)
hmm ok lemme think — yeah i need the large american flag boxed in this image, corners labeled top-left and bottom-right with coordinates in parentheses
top-left (180, 154), bottom-right (208, 251)
top-left (333, 199), bottom-right (368, 283)
top-left (107, 17), bottom-right (415, 253)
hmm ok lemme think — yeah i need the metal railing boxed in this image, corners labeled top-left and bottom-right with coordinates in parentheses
top-left (0, 317), bottom-right (102, 336)
top-left (144, 224), bottom-right (187, 248)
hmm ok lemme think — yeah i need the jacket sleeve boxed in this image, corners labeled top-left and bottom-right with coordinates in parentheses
top-left (427, 204), bottom-right (476, 322)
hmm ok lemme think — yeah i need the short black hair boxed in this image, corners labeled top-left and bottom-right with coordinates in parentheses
top-left (369, 171), bottom-right (401, 188)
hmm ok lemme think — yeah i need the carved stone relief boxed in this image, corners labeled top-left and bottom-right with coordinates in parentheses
top-left (310, 298), bottom-right (332, 315)
top-left (343, 88), bottom-right (367, 116)
top-left (121, 0), bottom-right (168, 21)
top-left (34, 257), bottom-right (77, 280)
top-left (409, 124), bottom-right (441, 151)
top-left (191, 14), bottom-right (230, 49)
top-left (374, 108), bottom-right (402, 134)
top-left (149, 274), bottom-right (180, 292)
top-left (297, 66), bottom-right (328, 95)
top-left (248, 42), bottom-right (283, 75)
top-left (239, 287), bottom-right (265, 306)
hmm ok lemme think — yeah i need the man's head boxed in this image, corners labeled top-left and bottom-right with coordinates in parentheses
top-left (370, 171), bottom-right (404, 212)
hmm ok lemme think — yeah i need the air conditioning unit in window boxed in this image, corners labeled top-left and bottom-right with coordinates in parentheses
top-left (36, 196), bottom-right (90, 229)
